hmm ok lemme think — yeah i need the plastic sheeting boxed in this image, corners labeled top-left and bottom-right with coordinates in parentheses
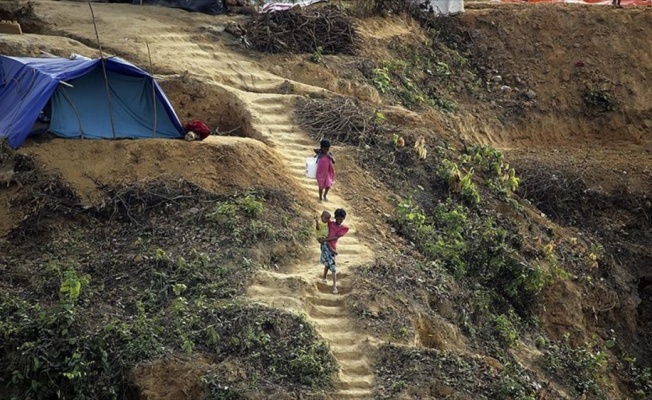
top-left (130, 0), bottom-right (226, 14)
top-left (0, 56), bottom-right (184, 148)
top-left (259, 0), bottom-right (325, 13)
top-left (428, 0), bottom-right (464, 15)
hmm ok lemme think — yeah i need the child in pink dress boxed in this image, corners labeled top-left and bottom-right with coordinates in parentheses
top-left (314, 139), bottom-right (335, 202)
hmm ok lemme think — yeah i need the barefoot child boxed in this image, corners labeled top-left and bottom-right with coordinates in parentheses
top-left (314, 139), bottom-right (335, 202)
top-left (318, 208), bottom-right (349, 294)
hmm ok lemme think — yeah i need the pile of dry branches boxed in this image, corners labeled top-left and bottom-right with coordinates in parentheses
top-left (296, 96), bottom-right (382, 145)
top-left (516, 161), bottom-right (651, 226)
top-left (10, 176), bottom-right (80, 242)
top-left (95, 177), bottom-right (216, 223)
top-left (246, 7), bottom-right (360, 55)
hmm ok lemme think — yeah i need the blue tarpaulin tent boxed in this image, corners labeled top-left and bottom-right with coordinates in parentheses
top-left (0, 56), bottom-right (184, 148)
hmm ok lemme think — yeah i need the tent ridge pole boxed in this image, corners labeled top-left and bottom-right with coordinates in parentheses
top-left (146, 40), bottom-right (157, 138)
top-left (87, 0), bottom-right (117, 139)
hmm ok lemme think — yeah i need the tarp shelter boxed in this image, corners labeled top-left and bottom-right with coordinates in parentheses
top-left (0, 56), bottom-right (184, 148)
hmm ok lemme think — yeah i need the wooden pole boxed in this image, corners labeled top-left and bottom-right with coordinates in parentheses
top-left (87, 0), bottom-right (117, 139)
top-left (146, 40), bottom-right (157, 138)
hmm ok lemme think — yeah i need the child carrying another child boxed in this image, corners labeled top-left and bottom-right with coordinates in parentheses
top-left (315, 208), bottom-right (349, 294)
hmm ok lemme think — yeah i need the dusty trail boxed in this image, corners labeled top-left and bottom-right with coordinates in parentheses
top-left (239, 93), bottom-right (378, 398)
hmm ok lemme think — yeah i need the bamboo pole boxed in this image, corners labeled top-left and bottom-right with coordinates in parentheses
top-left (146, 40), bottom-right (157, 138)
top-left (87, 0), bottom-right (117, 139)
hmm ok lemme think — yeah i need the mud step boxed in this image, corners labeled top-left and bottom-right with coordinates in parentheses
top-left (305, 295), bottom-right (344, 307)
top-left (338, 359), bottom-right (373, 375)
top-left (320, 332), bottom-right (362, 346)
top-left (334, 350), bottom-right (369, 362)
top-left (250, 95), bottom-right (293, 105)
top-left (249, 296), bottom-right (303, 310)
top-left (337, 376), bottom-right (374, 390)
top-left (307, 304), bottom-right (349, 318)
top-left (312, 318), bottom-right (353, 333)
top-left (336, 388), bottom-right (373, 399)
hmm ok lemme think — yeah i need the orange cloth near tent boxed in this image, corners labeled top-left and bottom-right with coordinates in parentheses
top-left (500, 0), bottom-right (651, 5)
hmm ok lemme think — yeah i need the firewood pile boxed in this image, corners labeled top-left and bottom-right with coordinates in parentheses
top-left (246, 7), bottom-right (360, 55)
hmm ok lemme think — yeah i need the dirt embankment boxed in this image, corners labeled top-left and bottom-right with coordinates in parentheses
top-left (453, 4), bottom-right (652, 149)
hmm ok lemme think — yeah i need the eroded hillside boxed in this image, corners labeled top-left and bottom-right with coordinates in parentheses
top-left (1, 0), bottom-right (651, 399)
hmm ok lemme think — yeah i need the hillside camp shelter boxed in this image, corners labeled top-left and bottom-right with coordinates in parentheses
top-left (0, 56), bottom-right (184, 148)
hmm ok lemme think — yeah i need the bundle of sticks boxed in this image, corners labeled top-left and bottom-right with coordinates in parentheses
top-left (246, 7), bottom-right (360, 54)
top-left (296, 96), bottom-right (381, 145)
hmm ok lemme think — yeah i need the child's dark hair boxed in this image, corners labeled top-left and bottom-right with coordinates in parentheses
top-left (320, 139), bottom-right (331, 149)
top-left (334, 208), bottom-right (346, 218)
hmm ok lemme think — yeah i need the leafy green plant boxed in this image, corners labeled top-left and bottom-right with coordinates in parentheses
top-left (237, 193), bottom-right (265, 217)
top-left (439, 159), bottom-right (481, 205)
top-left (372, 67), bottom-right (391, 93)
top-left (621, 360), bottom-right (652, 399)
top-left (583, 87), bottom-right (615, 112)
top-left (0, 275), bottom-right (162, 400)
top-left (495, 361), bottom-right (538, 400)
top-left (465, 145), bottom-right (520, 195)
top-left (374, 110), bottom-right (386, 125)
top-left (433, 97), bottom-right (458, 113)
top-left (539, 333), bottom-right (608, 396)
top-left (383, 59), bottom-right (408, 72)
top-left (210, 202), bottom-right (238, 224)
top-left (59, 267), bottom-right (89, 302)
top-left (309, 46), bottom-right (323, 63)
top-left (435, 61), bottom-right (451, 76)
top-left (394, 196), bottom-right (546, 316)
top-left (460, 169), bottom-right (481, 205)
top-left (494, 314), bottom-right (518, 347)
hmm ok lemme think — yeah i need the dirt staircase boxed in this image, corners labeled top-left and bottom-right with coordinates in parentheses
top-left (240, 93), bottom-right (378, 398)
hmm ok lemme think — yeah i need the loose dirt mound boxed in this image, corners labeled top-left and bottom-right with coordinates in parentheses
top-left (158, 76), bottom-right (262, 141)
top-left (16, 137), bottom-right (300, 204)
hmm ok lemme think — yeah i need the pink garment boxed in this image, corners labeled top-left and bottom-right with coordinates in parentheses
top-left (316, 155), bottom-right (335, 189)
top-left (327, 221), bottom-right (349, 252)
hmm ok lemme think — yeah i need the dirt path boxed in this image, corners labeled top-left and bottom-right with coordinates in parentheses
top-left (238, 93), bottom-right (378, 398)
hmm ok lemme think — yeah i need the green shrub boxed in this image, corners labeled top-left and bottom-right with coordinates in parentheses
top-left (539, 334), bottom-right (608, 396)
top-left (394, 198), bottom-right (546, 316)
top-left (237, 193), bottom-right (265, 217)
top-left (372, 68), bottom-right (391, 93)
top-left (583, 87), bottom-right (615, 112)
top-left (464, 145), bottom-right (520, 195)
top-left (494, 314), bottom-right (518, 347)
